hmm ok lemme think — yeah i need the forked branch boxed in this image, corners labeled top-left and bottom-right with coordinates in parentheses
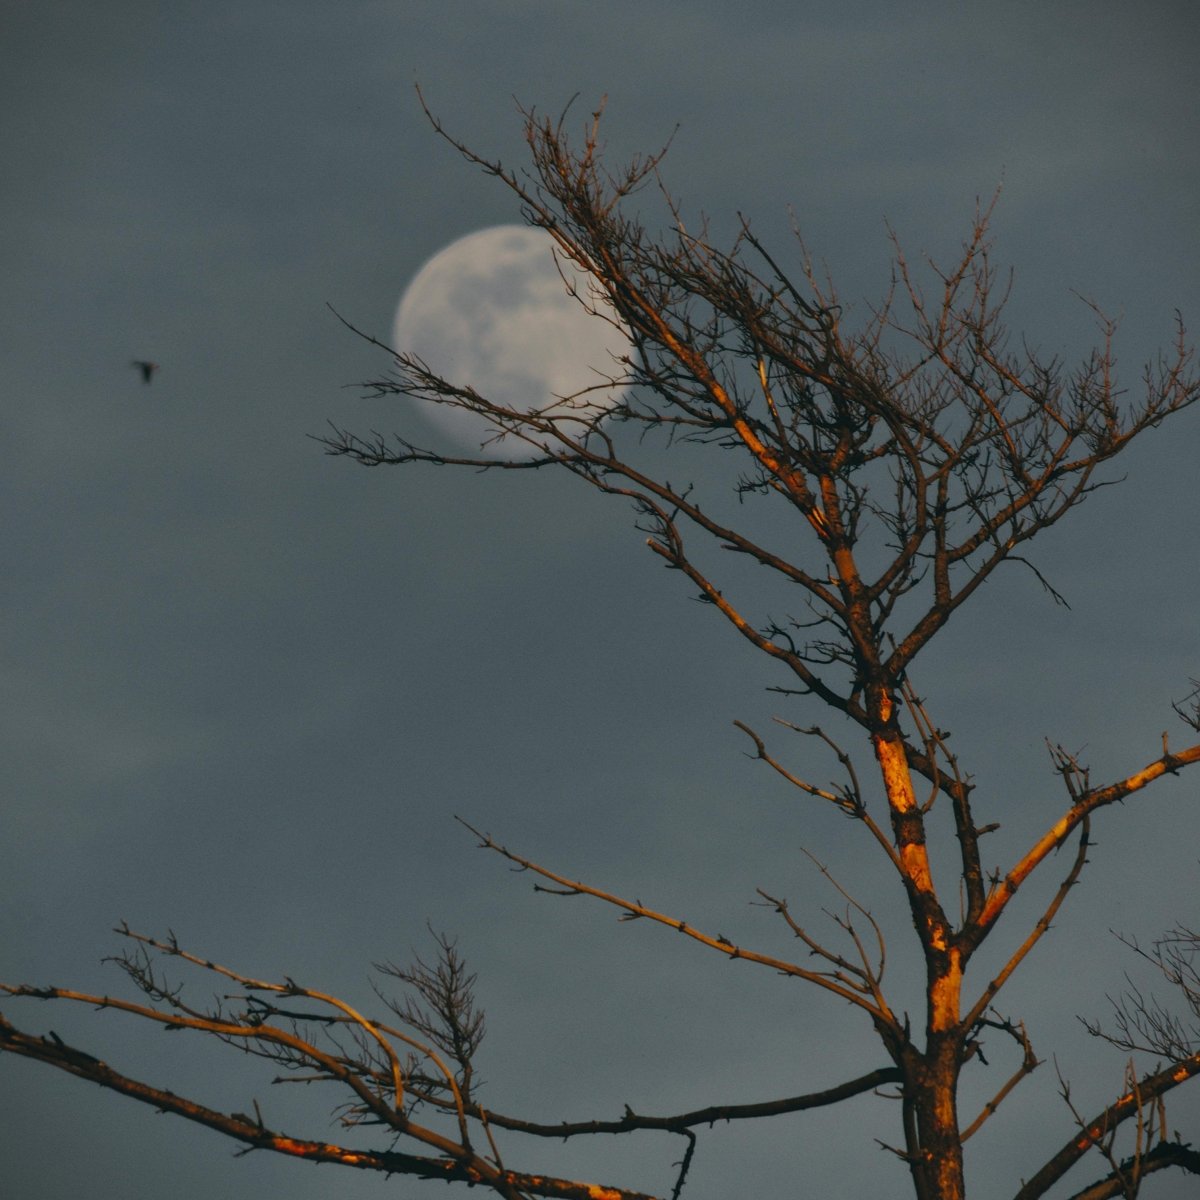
top-left (974, 742), bottom-right (1200, 941)
top-left (456, 818), bottom-right (900, 1031)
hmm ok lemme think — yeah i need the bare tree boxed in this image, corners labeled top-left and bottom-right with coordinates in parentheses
top-left (4, 99), bottom-right (1200, 1200)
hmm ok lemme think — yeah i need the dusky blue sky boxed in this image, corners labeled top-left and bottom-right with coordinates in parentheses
top-left (2, 3), bottom-right (1198, 1198)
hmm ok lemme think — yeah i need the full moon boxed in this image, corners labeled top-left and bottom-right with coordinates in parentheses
top-left (392, 225), bottom-right (631, 459)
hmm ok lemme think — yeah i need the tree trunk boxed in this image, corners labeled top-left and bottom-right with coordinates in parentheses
top-left (872, 698), bottom-right (968, 1199)
top-left (905, 1036), bottom-right (966, 1200)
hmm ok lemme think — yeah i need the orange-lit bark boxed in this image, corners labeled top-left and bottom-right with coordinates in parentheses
top-left (916, 1042), bottom-right (966, 1200)
top-left (1013, 1052), bottom-right (1200, 1200)
top-left (869, 690), bottom-right (970, 1200)
top-left (0, 1013), bottom-right (660, 1200)
top-left (874, 728), bottom-right (937, 899)
top-left (977, 742), bottom-right (1200, 936)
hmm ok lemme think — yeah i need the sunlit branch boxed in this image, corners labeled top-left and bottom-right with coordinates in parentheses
top-left (1012, 1052), bottom-right (1200, 1200)
top-left (0, 1012), bottom-right (469, 1173)
top-left (0, 1013), bottom-right (623, 1200)
top-left (976, 744), bottom-right (1200, 937)
top-left (963, 818), bottom-right (1091, 1025)
top-left (960, 1017), bottom-right (1039, 1141)
top-left (0, 978), bottom-right (478, 1162)
top-left (115, 926), bottom-right (473, 1144)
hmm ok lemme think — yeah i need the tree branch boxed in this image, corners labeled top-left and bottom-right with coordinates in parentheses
top-left (448, 1066), bottom-right (904, 1139)
top-left (456, 819), bottom-right (900, 1029)
top-left (1012, 1053), bottom-right (1200, 1200)
top-left (1064, 1140), bottom-right (1200, 1200)
top-left (0, 1012), bottom-right (660, 1200)
top-left (976, 744), bottom-right (1200, 937)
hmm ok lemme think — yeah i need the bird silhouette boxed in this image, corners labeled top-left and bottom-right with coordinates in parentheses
top-left (130, 360), bottom-right (160, 384)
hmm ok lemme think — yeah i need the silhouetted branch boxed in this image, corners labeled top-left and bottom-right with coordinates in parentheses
top-left (1064, 1140), bottom-right (1200, 1200)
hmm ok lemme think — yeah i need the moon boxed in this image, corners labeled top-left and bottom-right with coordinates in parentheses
top-left (392, 226), bottom-right (631, 459)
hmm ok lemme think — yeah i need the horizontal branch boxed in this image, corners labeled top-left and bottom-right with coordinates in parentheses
top-left (0, 1013), bottom-right (659, 1200)
top-left (460, 1066), bottom-right (904, 1138)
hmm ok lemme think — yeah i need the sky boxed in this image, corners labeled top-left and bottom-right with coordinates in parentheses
top-left (2, 2), bottom-right (1199, 1198)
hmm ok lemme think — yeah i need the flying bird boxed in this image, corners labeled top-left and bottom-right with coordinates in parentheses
top-left (130, 360), bottom-right (160, 384)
